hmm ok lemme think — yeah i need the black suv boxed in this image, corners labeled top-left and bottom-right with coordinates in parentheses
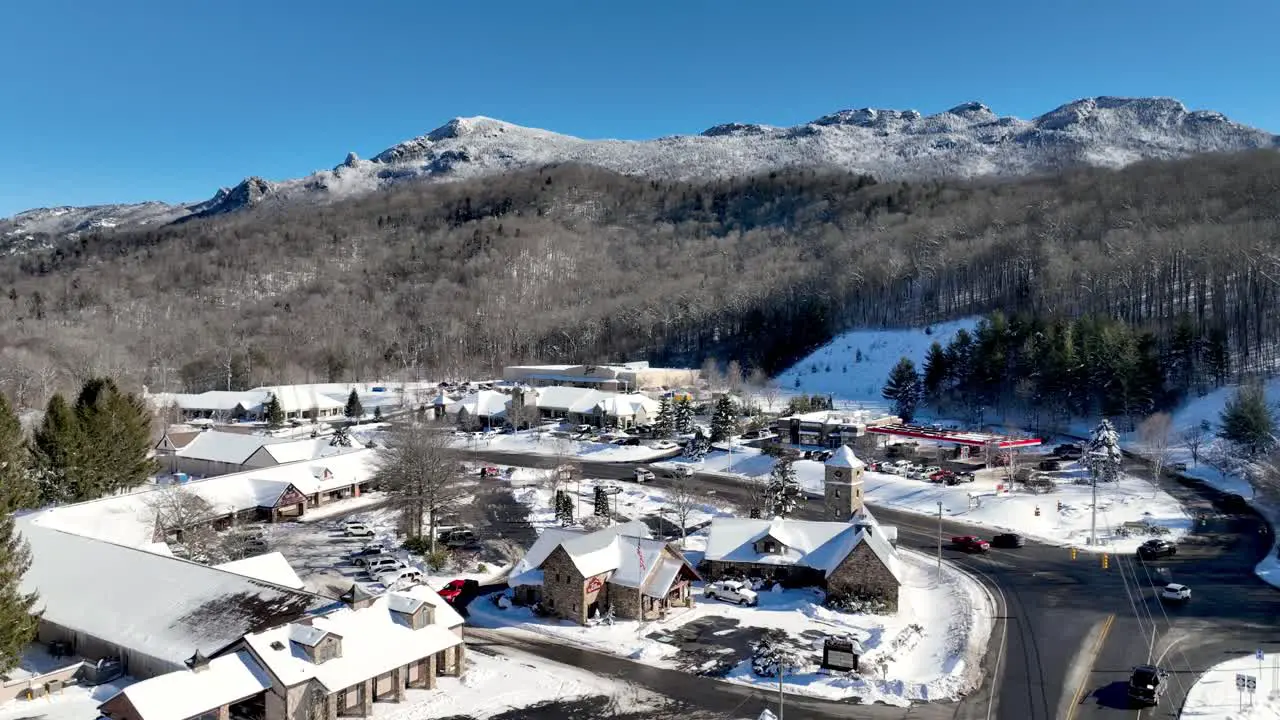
top-left (992, 533), bottom-right (1025, 548)
top-left (1137, 539), bottom-right (1177, 560)
top-left (1127, 665), bottom-right (1168, 706)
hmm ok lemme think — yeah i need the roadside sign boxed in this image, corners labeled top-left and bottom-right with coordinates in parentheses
top-left (1259, 649), bottom-right (1266, 661)
top-left (1248, 676), bottom-right (1258, 692)
top-left (1238, 674), bottom-right (1247, 689)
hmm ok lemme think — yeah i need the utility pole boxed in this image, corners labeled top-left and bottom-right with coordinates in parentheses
top-left (937, 501), bottom-right (943, 576)
top-left (778, 661), bottom-right (785, 720)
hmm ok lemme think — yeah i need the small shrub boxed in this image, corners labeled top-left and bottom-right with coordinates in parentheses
top-left (476, 562), bottom-right (488, 573)
top-left (825, 592), bottom-right (891, 615)
top-left (751, 632), bottom-right (806, 678)
top-left (424, 548), bottom-right (452, 571)
top-left (403, 535), bottom-right (432, 554)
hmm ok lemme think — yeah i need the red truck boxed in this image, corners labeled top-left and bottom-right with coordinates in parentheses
top-left (951, 535), bottom-right (991, 552)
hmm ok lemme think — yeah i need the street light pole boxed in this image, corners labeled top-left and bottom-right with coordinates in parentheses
top-left (778, 662), bottom-right (785, 720)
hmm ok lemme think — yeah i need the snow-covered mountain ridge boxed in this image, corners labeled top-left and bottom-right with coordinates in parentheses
top-left (4, 96), bottom-right (1276, 249)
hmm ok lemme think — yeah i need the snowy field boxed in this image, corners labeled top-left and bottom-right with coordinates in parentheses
top-left (1179, 653), bottom-right (1280, 720)
top-left (0, 648), bottom-right (659, 720)
top-left (776, 318), bottom-right (979, 406)
top-left (468, 548), bottom-right (991, 706)
top-left (451, 429), bottom-right (677, 462)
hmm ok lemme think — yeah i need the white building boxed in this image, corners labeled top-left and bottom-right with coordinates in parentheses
top-left (502, 361), bottom-right (697, 393)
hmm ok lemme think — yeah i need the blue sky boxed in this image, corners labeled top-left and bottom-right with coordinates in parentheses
top-left (2, 0), bottom-right (1278, 216)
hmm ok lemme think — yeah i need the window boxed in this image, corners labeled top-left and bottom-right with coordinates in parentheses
top-left (547, 598), bottom-right (555, 608)
top-left (834, 489), bottom-right (841, 498)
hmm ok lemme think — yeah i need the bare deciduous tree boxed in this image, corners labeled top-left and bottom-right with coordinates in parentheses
top-left (665, 477), bottom-right (702, 549)
top-left (144, 484), bottom-right (231, 563)
top-left (1138, 412), bottom-right (1173, 496)
top-left (374, 421), bottom-right (468, 553)
top-left (1181, 420), bottom-right (1212, 466)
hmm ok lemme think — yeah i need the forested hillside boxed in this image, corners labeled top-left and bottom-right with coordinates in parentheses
top-left (2, 151), bottom-right (1279, 409)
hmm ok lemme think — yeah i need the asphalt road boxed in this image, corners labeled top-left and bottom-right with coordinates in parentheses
top-left (453, 447), bottom-right (1279, 720)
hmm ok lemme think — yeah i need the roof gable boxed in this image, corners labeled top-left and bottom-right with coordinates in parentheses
top-left (704, 517), bottom-right (890, 573)
top-left (826, 445), bottom-right (865, 470)
top-left (176, 431), bottom-right (276, 465)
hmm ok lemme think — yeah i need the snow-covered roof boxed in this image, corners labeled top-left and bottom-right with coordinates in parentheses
top-left (258, 437), bottom-right (352, 465)
top-left (641, 555), bottom-right (686, 599)
top-left (594, 393), bottom-right (660, 418)
top-left (214, 552), bottom-right (306, 590)
top-left (826, 445), bottom-right (865, 470)
top-left (159, 391), bottom-right (267, 412)
top-left (242, 585), bottom-right (462, 692)
top-left (558, 520), bottom-right (653, 577)
top-left (106, 651), bottom-right (272, 720)
top-left (534, 386), bottom-right (601, 412)
top-left (17, 521), bottom-right (333, 670)
top-left (176, 430), bottom-right (275, 465)
top-left (445, 389), bottom-right (510, 418)
top-left (253, 386), bottom-right (346, 414)
top-left (703, 516), bottom-right (902, 582)
top-left (509, 528), bottom-right (587, 582)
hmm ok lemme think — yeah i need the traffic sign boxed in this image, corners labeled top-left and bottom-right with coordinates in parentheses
top-left (1238, 674), bottom-right (1248, 689)
top-left (1248, 676), bottom-right (1258, 692)
top-left (1259, 649), bottom-right (1266, 661)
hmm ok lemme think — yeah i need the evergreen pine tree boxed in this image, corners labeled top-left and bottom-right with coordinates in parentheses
top-left (73, 378), bottom-right (157, 498)
top-left (345, 390), bottom-right (364, 420)
top-left (593, 486), bottom-right (609, 518)
top-left (373, 406), bottom-right (382, 421)
top-left (1218, 383), bottom-right (1277, 458)
top-left (921, 341), bottom-right (949, 403)
top-left (674, 396), bottom-right (695, 434)
top-left (882, 358), bottom-right (922, 423)
top-left (710, 396), bottom-right (737, 443)
top-left (0, 508), bottom-right (39, 674)
top-left (684, 428), bottom-right (711, 460)
top-left (0, 393), bottom-right (36, 511)
top-left (30, 394), bottom-right (82, 505)
top-left (555, 490), bottom-right (574, 525)
top-left (767, 457), bottom-right (801, 516)
top-left (654, 396), bottom-right (674, 437)
top-left (1083, 419), bottom-right (1123, 484)
top-left (1203, 327), bottom-right (1231, 386)
top-left (265, 394), bottom-right (285, 428)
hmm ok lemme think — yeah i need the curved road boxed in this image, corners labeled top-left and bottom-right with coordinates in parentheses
top-left (456, 447), bottom-right (1277, 720)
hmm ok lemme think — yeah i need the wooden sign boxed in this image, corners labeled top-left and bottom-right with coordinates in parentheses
top-left (585, 577), bottom-right (603, 593)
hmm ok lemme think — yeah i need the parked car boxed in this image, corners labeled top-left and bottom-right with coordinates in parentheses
top-left (1136, 539), bottom-right (1177, 560)
top-left (351, 543), bottom-right (387, 560)
top-left (634, 468), bottom-right (655, 483)
top-left (741, 429), bottom-right (764, 439)
top-left (670, 466), bottom-right (694, 479)
top-left (353, 552), bottom-right (397, 568)
top-left (1159, 583), bottom-right (1191, 603)
top-left (991, 533), bottom-right (1025, 548)
top-left (1127, 665), bottom-right (1169, 706)
top-left (378, 567), bottom-right (425, 588)
top-left (479, 465), bottom-right (501, 478)
top-left (704, 580), bottom-right (759, 606)
top-left (1038, 459), bottom-right (1065, 471)
top-left (344, 523), bottom-right (376, 538)
top-left (951, 535), bottom-right (991, 552)
top-left (954, 472), bottom-right (976, 484)
top-left (929, 470), bottom-right (953, 484)
top-left (439, 529), bottom-right (477, 548)
top-left (364, 557), bottom-right (404, 576)
top-left (438, 578), bottom-right (480, 604)
top-left (1171, 462), bottom-right (1188, 472)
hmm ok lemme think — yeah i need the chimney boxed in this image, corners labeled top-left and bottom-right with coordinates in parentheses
top-left (184, 650), bottom-right (211, 673)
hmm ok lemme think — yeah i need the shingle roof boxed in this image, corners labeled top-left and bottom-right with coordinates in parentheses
top-left (703, 516), bottom-right (902, 582)
top-left (17, 521), bottom-right (334, 671)
top-left (214, 553), bottom-right (306, 591)
top-left (106, 651), bottom-right (272, 720)
top-left (176, 431), bottom-right (277, 465)
top-left (242, 585), bottom-right (462, 692)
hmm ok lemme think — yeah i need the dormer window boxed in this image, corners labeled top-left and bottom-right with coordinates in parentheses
top-left (754, 539), bottom-right (782, 554)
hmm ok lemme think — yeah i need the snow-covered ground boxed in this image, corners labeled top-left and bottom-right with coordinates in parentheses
top-left (468, 548), bottom-right (991, 706)
top-left (451, 429), bottom-right (677, 462)
top-left (0, 649), bottom-right (659, 720)
top-left (0, 679), bottom-right (130, 720)
top-left (1122, 377), bottom-right (1280, 588)
top-left (1179, 652), bottom-right (1280, 720)
top-left (370, 644), bottom-right (662, 719)
top-left (776, 318), bottom-right (979, 406)
top-left (659, 445), bottom-right (1189, 553)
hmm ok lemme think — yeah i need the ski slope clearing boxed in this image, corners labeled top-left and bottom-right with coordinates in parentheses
top-left (776, 318), bottom-right (978, 405)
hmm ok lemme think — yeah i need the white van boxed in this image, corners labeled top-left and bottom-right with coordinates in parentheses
top-left (378, 567), bottom-right (424, 588)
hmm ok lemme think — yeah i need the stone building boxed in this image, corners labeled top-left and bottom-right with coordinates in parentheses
top-left (507, 521), bottom-right (700, 624)
top-left (822, 445), bottom-right (867, 521)
top-left (701, 515), bottom-right (902, 610)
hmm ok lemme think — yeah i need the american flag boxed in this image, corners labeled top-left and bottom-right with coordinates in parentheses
top-left (636, 536), bottom-right (646, 573)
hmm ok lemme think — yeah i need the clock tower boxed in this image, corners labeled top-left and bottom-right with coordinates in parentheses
top-left (823, 445), bottom-right (866, 521)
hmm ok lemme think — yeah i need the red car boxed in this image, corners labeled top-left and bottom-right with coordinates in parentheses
top-left (438, 579), bottom-right (467, 602)
top-left (951, 535), bottom-right (991, 552)
top-left (479, 466), bottom-right (501, 478)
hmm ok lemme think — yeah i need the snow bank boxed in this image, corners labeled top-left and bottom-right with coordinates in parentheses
top-left (1179, 652), bottom-right (1278, 720)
